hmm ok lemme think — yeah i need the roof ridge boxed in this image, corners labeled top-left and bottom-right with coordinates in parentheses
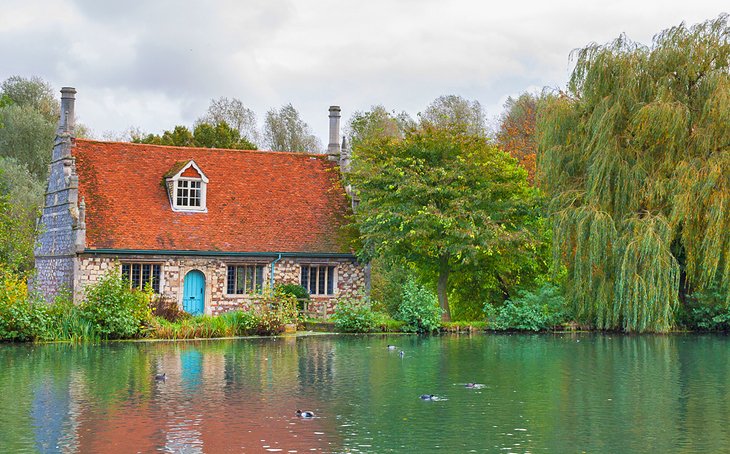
top-left (74, 138), bottom-right (327, 158)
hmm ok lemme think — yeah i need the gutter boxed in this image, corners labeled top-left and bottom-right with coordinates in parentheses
top-left (270, 253), bottom-right (283, 291)
top-left (82, 248), bottom-right (356, 259)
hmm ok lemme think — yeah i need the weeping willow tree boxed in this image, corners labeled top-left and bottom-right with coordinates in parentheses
top-left (538, 16), bottom-right (729, 332)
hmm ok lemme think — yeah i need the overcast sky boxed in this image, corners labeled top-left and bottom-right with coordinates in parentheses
top-left (1, 0), bottom-right (726, 149)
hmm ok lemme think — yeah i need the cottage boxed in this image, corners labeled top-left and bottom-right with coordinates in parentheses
top-left (34, 88), bottom-right (367, 316)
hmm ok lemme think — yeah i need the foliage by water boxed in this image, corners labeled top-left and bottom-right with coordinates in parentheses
top-left (678, 286), bottom-right (730, 331)
top-left (78, 272), bottom-right (152, 339)
top-left (538, 16), bottom-right (730, 332)
top-left (486, 283), bottom-right (569, 331)
top-left (395, 278), bottom-right (442, 333)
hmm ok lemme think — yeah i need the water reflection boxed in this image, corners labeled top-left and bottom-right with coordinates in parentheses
top-left (0, 334), bottom-right (729, 453)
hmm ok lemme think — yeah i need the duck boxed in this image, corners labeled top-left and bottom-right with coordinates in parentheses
top-left (420, 394), bottom-right (436, 400)
top-left (155, 373), bottom-right (167, 381)
top-left (465, 383), bottom-right (477, 388)
top-left (296, 410), bottom-right (315, 418)
top-left (387, 345), bottom-right (398, 350)
top-left (399, 350), bottom-right (405, 358)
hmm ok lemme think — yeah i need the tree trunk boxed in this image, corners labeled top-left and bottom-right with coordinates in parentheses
top-left (437, 254), bottom-right (451, 321)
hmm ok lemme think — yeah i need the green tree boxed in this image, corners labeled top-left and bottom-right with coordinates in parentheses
top-left (132, 121), bottom-right (256, 150)
top-left (351, 125), bottom-right (539, 320)
top-left (420, 95), bottom-right (488, 137)
top-left (0, 158), bottom-right (42, 274)
top-left (538, 16), bottom-right (730, 332)
top-left (263, 104), bottom-right (321, 152)
top-left (0, 104), bottom-right (55, 180)
top-left (198, 97), bottom-right (260, 147)
top-left (1, 76), bottom-right (58, 123)
top-left (347, 105), bottom-right (414, 148)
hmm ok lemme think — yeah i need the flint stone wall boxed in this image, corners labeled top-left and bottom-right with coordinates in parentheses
top-left (75, 254), bottom-right (366, 318)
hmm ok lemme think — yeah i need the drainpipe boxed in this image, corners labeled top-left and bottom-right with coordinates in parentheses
top-left (270, 253), bottom-right (283, 291)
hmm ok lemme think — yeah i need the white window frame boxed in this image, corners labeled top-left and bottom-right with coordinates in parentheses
top-left (175, 178), bottom-right (205, 210)
top-left (166, 160), bottom-right (208, 213)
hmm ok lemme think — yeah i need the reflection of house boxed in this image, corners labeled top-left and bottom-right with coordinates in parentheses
top-left (34, 88), bottom-right (366, 316)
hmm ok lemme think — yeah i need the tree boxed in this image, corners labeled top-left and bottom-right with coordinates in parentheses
top-left (351, 125), bottom-right (539, 320)
top-left (538, 16), bottom-right (730, 332)
top-left (263, 104), bottom-right (321, 152)
top-left (197, 97), bottom-right (260, 147)
top-left (347, 105), bottom-right (414, 148)
top-left (420, 95), bottom-right (488, 137)
top-left (497, 93), bottom-right (538, 184)
top-left (0, 158), bottom-right (43, 273)
top-left (0, 104), bottom-right (55, 180)
top-left (132, 121), bottom-right (256, 150)
top-left (0, 76), bottom-right (58, 123)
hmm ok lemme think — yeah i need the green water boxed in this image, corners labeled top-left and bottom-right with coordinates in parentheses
top-left (0, 334), bottom-right (728, 453)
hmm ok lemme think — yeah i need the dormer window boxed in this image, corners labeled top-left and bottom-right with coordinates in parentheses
top-left (164, 160), bottom-right (208, 212)
top-left (177, 179), bottom-right (202, 208)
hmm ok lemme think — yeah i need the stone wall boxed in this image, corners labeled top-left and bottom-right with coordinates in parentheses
top-left (34, 133), bottom-right (85, 302)
top-left (75, 254), bottom-right (366, 318)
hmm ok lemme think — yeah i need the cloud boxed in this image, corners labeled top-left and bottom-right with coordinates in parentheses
top-left (0, 0), bottom-right (725, 144)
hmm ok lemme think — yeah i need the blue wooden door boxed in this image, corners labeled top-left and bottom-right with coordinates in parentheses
top-left (183, 270), bottom-right (205, 315)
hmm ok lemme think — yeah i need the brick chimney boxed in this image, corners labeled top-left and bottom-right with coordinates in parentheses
top-left (327, 105), bottom-right (341, 161)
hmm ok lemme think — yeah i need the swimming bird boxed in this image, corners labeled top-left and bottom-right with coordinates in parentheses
top-left (465, 383), bottom-right (477, 388)
top-left (387, 345), bottom-right (397, 350)
top-left (296, 410), bottom-right (315, 418)
top-left (155, 373), bottom-right (166, 381)
top-left (420, 394), bottom-right (436, 400)
top-left (399, 350), bottom-right (405, 358)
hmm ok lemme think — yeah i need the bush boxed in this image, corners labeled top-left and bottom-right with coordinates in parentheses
top-left (0, 267), bottom-right (50, 341)
top-left (79, 272), bottom-right (152, 339)
top-left (251, 291), bottom-right (299, 335)
top-left (218, 310), bottom-right (260, 335)
top-left (396, 278), bottom-right (442, 333)
top-left (372, 312), bottom-right (406, 332)
top-left (150, 293), bottom-right (189, 322)
top-left (680, 286), bottom-right (730, 331)
top-left (331, 298), bottom-right (379, 333)
top-left (488, 284), bottom-right (568, 331)
top-left (276, 283), bottom-right (310, 313)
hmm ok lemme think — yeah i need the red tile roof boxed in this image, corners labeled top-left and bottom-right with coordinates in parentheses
top-left (73, 139), bottom-right (353, 254)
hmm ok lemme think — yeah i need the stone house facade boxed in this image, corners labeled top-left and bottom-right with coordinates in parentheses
top-left (34, 88), bottom-right (366, 317)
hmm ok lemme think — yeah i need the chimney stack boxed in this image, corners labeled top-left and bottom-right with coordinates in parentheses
top-left (327, 105), bottom-right (341, 161)
top-left (59, 87), bottom-right (77, 134)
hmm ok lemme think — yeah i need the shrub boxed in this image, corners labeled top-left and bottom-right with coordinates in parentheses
top-left (79, 272), bottom-right (152, 339)
top-left (276, 283), bottom-right (310, 313)
top-left (396, 278), bottom-right (442, 333)
top-left (218, 310), bottom-right (259, 335)
top-left (372, 312), bottom-right (406, 332)
top-left (150, 293), bottom-right (189, 322)
top-left (680, 286), bottom-right (730, 331)
top-left (0, 267), bottom-right (50, 341)
top-left (331, 298), bottom-right (379, 333)
top-left (488, 284), bottom-right (568, 331)
top-left (251, 291), bottom-right (299, 335)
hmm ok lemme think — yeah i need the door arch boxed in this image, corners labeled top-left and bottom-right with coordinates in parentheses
top-left (183, 270), bottom-right (205, 315)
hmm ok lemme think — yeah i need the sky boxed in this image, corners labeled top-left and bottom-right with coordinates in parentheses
top-left (1, 0), bottom-right (726, 149)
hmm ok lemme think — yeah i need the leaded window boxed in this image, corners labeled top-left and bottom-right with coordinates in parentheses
top-left (226, 265), bottom-right (265, 294)
top-left (300, 265), bottom-right (335, 295)
top-left (121, 263), bottom-right (161, 292)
